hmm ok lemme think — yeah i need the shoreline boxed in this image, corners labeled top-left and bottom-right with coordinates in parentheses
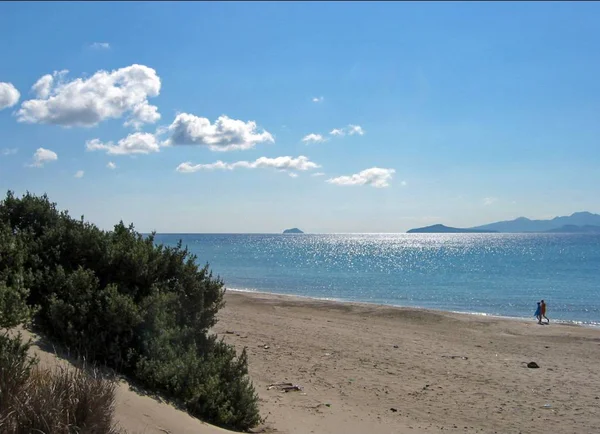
top-left (226, 287), bottom-right (599, 328)
top-left (216, 290), bottom-right (600, 433)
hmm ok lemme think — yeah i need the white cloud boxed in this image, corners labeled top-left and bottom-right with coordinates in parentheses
top-left (17, 64), bottom-right (161, 128)
top-left (30, 70), bottom-right (68, 99)
top-left (329, 124), bottom-right (365, 137)
top-left (107, 161), bottom-right (116, 169)
top-left (29, 147), bottom-right (58, 168)
top-left (327, 167), bottom-right (395, 188)
top-left (176, 155), bottom-right (320, 174)
top-left (124, 101), bottom-right (160, 130)
top-left (1, 148), bottom-right (18, 156)
top-left (90, 42), bottom-right (110, 50)
top-left (311, 172), bottom-right (325, 177)
top-left (348, 124), bottom-right (364, 136)
top-left (86, 132), bottom-right (160, 155)
top-left (288, 172), bottom-right (299, 178)
top-left (74, 170), bottom-right (84, 178)
top-left (0, 82), bottom-right (20, 110)
top-left (162, 113), bottom-right (274, 151)
top-left (302, 133), bottom-right (326, 144)
top-left (312, 96), bottom-right (324, 103)
top-left (483, 197), bottom-right (497, 206)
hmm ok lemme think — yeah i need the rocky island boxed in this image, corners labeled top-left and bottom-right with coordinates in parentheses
top-left (283, 228), bottom-right (304, 234)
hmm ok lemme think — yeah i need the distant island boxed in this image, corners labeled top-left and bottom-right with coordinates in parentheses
top-left (407, 224), bottom-right (498, 234)
top-left (407, 212), bottom-right (600, 234)
top-left (283, 228), bottom-right (304, 234)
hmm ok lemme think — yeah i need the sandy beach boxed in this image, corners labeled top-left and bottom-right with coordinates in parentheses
top-left (20, 290), bottom-right (600, 434)
top-left (213, 291), bottom-right (600, 434)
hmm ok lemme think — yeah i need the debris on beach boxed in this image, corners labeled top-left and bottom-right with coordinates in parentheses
top-left (390, 407), bottom-right (398, 412)
top-left (225, 330), bottom-right (235, 334)
top-left (527, 361), bottom-right (540, 369)
top-left (442, 355), bottom-right (469, 360)
top-left (267, 382), bottom-right (303, 392)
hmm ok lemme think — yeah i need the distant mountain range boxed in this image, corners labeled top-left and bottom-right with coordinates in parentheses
top-left (407, 224), bottom-right (497, 234)
top-left (407, 212), bottom-right (600, 234)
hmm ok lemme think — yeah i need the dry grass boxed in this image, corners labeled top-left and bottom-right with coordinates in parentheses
top-left (0, 332), bottom-right (123, 434)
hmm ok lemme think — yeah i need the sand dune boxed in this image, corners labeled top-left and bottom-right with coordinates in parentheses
top-left (22, 329), bottom-right (235, 434)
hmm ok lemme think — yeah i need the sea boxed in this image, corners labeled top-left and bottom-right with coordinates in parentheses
top-left (153, 233), bottom-right (600, 326)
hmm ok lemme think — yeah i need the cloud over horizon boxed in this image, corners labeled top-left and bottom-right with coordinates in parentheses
top-left (176, 155), bottom-right (320, 174)
top-left (327, 167), bottom-right (395, 188)
top-left (17, 64), bottom-right (161, 128)
top-left (162, 113), bottom-right (274, 151)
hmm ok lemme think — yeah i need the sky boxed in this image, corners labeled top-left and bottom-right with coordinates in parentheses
top-left (1, 2), bottom-right (599, 233)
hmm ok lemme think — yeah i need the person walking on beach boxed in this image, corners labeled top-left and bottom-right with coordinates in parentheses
top-left (540, 299), bottom-right (549, 324)
top-left (534, 302), bottom-right (542, 324)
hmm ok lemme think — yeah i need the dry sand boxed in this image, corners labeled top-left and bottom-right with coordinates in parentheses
top-left (213, 291), bottom-right (600, 434)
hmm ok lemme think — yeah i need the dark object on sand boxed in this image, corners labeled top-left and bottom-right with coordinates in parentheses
top-left (527, 362), bottom-right (540, 369)
top-left (267, 382), bottom-right (303, 392)
top-left (390, 408), bottom-right (398, 412)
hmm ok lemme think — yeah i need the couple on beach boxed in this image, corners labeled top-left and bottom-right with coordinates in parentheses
top-left (534, 300), bottom-right (549, 324)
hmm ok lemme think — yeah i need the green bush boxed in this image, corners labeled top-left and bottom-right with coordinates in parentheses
top-left (0, 191), bottom-right (260, 431)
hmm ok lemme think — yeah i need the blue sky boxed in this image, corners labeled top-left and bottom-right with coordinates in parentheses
top-left (1, 2), bottom-right (599, 233)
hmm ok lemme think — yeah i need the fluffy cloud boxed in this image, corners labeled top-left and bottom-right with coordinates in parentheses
top-left (162, 113), bottom-right (274, 151)
top-left (74, 170), bottom-right (84, 178)
top-left (327, 167), bottom-right (395, 188)
top-left (0, 82), bottom-right (20, 110)
top-left (90, 42), bottom-right (110, 49)
top-left (1, 148), bottom-right (18, 156)
top-left (302, 133), bottom-right (326, 144)
top-left (483, 197), bottom-right (497, 206)
top-left (86, 132), bottom-right (160, 155)
top-left (312, 96), bottom-right (324, 103)
top-left (17, 64), bottom-right (161, 128)
top-left (124, 101), bottom-right (160, 130)
top-left (29, 147), bottom-right (58, 168)
top-left (107, 161), bottom-right (116, 169)
top-left (176, 155), bottom-right (320, 173)
top-left (329, 124), bottom-right (365, 137)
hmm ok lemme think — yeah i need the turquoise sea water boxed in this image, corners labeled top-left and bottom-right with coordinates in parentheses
top-left (154, 233), bottom-right (600, 326)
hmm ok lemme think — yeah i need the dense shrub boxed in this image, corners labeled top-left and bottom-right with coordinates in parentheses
top-left (0, 191), bottom-right (260, 430)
